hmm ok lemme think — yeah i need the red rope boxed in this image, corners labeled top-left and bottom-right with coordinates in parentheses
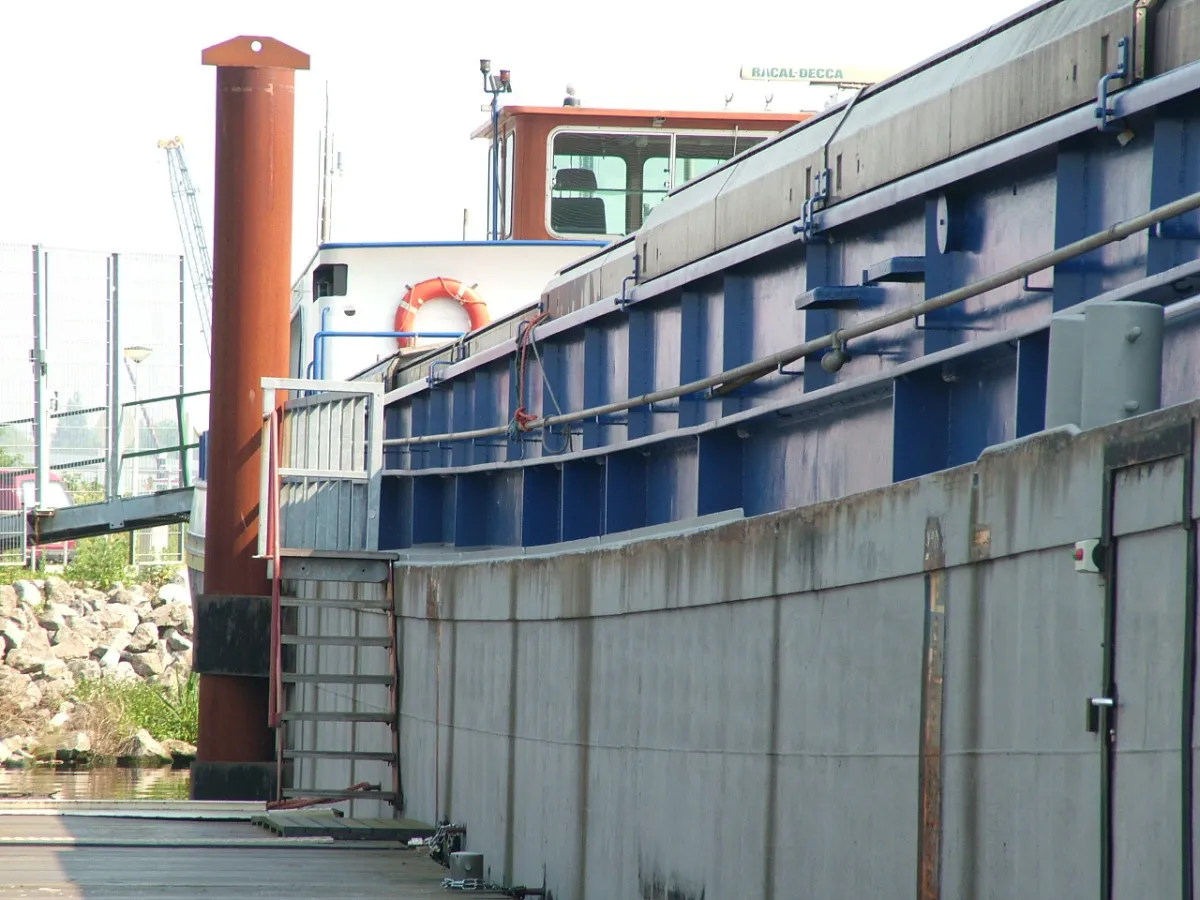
top-left (511, 312), bottom-right (549, 433)
top-left (265, 782), bottom-right (374, 811)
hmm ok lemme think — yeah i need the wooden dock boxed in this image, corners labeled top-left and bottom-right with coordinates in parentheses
top-left (0, 803), bottom-right (483, 899)
top-left (250, 809), bottom-right (437, 841)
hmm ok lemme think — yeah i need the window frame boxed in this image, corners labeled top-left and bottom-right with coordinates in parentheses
top-left (544, 124), bottom-right (779, 240)
top-left (501, 129), bottom-right (516, 239)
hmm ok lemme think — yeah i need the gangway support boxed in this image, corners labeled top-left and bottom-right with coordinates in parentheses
top-left (30, 487), bottom-right (194, 544)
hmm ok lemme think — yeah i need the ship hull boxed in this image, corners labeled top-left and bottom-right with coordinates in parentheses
top-left (184, 480), bottom-right (205, 597)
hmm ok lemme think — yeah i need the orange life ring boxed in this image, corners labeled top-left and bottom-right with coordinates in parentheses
top-left (394, 277), bottom-right (491, 348)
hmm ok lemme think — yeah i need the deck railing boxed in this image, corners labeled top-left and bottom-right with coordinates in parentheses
top-left (0, 388), bottom-right (208, 567)
top-left (257, 377), bottom-right (385, 731)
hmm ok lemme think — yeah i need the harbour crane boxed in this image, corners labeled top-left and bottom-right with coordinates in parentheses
top-left (158, 137), bottom-right (213, 357)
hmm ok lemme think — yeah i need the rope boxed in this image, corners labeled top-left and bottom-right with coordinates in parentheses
top-left (508, 312), bottom-right (550, 439)
top-left (436, 277), bottom-right (487, 308)
top-left (523, 322), bottom-right (570, 455)
top-left (265, 781), bottom-right (374, 811)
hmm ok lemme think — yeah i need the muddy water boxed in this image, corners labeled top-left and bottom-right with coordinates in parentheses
top-left (0, 766), bottom-right (190, 800)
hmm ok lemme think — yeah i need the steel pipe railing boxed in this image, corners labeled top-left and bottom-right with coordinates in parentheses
top-left (382, 187), bottom-right (1200, 449)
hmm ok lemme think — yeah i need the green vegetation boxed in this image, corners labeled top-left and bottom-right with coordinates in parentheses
top-left (73, 674), bottom-right (199, 751)
top-left (63, 534), bottom-right (131, 591)
top-left (0, 427), bottom-right (27, 468)
top-left (1, 534), bottom-right (181, 592)
top-left (0, 567), bottom-right (40, 587)
top-left (60, 471), bottom-right (104, 506)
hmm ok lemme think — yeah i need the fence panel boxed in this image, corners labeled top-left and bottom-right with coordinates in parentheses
top-left (0, 244), bottom-right (35, 472)
top-left (0, 244), bottom-right (194, 566)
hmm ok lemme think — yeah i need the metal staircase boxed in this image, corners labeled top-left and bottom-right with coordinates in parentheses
top-left (275, 549), bottom-right (401, 818)
top-left (256, 377), bottom-right (399, 819)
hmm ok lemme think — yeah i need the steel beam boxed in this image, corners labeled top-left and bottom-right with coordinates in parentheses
top-left (30, 488), bottom-right (193, 544)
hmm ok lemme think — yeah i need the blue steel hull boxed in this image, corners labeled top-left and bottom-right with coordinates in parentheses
top-left (374, 0), bottom-right (1200, 549)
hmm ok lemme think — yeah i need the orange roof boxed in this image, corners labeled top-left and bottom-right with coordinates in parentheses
top-left (471, 104), bottom-right (813, 140)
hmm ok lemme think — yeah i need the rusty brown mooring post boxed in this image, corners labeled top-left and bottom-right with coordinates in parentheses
top-left (191, 35), bottom-right (308, 801)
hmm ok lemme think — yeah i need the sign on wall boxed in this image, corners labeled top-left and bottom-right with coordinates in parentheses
top-left (738, 65), bottom-right (892, 86)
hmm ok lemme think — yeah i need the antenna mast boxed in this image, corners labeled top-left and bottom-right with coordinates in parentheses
top-left (316, 82), bottom-right (341, 245)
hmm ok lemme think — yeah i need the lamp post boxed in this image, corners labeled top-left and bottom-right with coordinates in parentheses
top-left (480, 59), bottom-right (512, 241)
top-left (123, 346), bottom-right (152, 561)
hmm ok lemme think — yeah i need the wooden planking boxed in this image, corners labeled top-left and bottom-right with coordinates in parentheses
top-left (0, 813), bottom-right (458, 900)
top-left (251, 812), bottom-right (435, 842)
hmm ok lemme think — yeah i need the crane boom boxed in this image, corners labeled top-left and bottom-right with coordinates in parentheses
top-left (158, 137), bottom-right (213, 357)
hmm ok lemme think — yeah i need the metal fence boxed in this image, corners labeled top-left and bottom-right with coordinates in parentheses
top-left (0, 243), bottom-right (203, 567)
top-left (259, 378), bottom-right (384, 556)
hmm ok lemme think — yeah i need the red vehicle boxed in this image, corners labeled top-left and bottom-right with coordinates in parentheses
top-left (0, 469), bottom-right (76, 567)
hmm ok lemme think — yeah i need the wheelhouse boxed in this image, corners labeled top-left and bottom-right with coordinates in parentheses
top-left (473, 105), bottom-right (811, 242)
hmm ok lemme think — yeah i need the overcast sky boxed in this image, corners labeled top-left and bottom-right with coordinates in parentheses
top-left (1, 0), bottom-right (1033, 266)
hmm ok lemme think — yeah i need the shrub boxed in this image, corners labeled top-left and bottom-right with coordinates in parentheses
top-left (63, 534), bottom-right (131, 591)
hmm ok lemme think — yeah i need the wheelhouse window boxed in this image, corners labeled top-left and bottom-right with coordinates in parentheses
top-left (548, 130), bottom-right (772, 238)
top-left (674, 133), bottom-right (767, 186)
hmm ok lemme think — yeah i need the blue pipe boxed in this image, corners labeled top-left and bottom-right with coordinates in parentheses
top-left (312, 327), bottom-right (466, 380)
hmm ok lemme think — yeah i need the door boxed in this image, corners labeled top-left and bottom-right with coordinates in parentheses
top-left (1104, 428), bottom-right (1196, 900)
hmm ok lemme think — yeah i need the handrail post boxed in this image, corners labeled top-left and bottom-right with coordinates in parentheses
top-left (176, 393), bottom-right (189, 487)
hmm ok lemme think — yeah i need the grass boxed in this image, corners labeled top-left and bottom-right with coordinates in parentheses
top-left (71, 674), bottom-right (199, 754)
top-left (3, 674), bottom-right (199, 759)
top-left (0, 567), bottom-right (41, 587)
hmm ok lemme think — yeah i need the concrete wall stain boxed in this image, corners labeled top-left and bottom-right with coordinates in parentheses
top-left (638, 864), bottom-right (706, 900)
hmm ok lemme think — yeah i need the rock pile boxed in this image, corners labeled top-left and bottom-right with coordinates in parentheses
top-left (0, 576), bottom-right (195, 764)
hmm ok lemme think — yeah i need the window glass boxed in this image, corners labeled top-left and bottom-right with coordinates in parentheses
top-left (549, 131), bottom-right (671, 236)
top-left (641, 155), bottom-right (672, 221)
top-left (502, 131), bottom-right (515, 238)
top-left (672, 134), bottom-right (768, 188)
top-left (547, 131), bottom-right (772, 237)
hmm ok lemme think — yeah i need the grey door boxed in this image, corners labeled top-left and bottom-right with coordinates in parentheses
top-left (1107, 447), bottom-right (1194, 899)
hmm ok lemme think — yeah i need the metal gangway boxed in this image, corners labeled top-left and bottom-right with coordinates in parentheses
top-left (0, 389), bottom-right (207, 564)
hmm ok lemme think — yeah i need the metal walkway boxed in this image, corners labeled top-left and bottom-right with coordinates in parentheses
top-left (30, 486), bottom-right (194, 544)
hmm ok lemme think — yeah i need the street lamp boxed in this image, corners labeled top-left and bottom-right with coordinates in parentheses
top-left (480, 58), bottom-right (512, 241)
top-left (123, 345), bottom-right (152, 365)
top-left (122, 345), bottom-right (154, 563)
top-left (122, 345), bottom-right (153, 494)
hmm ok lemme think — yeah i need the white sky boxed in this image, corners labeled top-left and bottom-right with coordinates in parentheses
top-left (0, 0), bottom-right (1033, 432)
top-left (0, 0), bottom-right (1033, 267)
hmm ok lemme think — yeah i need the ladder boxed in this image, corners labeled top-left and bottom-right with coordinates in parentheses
top-left (257, 377), bottom-right (395, 819)
top-left (274, 548), bottom-right (402, 819)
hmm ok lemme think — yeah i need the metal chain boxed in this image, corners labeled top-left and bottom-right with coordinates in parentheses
top-left (441, 877), bottom-right (506, 892)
